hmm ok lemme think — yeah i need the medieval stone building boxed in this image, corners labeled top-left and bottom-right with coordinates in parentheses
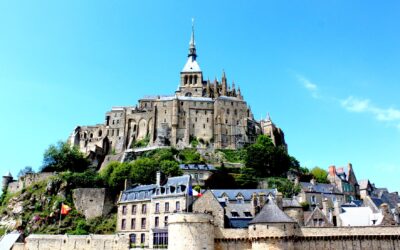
top-left (69, 25), bottom-right (286, 166)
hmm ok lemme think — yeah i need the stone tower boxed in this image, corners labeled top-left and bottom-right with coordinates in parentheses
top-left (2, 171), bottom-right (13, 191)
top-left (178, 21), bottom-right (204, 97)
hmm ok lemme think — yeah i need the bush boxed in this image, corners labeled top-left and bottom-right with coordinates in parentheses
top-left (266, 177), bottom-right (301, 198)
top-left (178, 149), bottom-right (203, 164)
top-left (132, 135), bottom-right (150, 148)
top-left (218, 149), bottom-right (246, 163)
top-left (160, 160), bottom-right (182, 177)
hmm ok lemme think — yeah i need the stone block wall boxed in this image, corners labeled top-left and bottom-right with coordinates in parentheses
top-left (72, 188), bottom-right (114, 219)
top-left (24, 234), bottom-right (129, 250)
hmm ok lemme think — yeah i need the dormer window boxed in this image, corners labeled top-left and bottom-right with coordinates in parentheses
top-left (231, 211), bottom-right (240, 217)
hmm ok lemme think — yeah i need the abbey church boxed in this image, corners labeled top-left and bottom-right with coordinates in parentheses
top-left (69, 26), bottom-right (286, 162)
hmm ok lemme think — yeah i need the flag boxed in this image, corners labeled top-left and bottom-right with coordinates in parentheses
top-left (61, 203), bottom-right (72, 215)
top-left (192, 189), bottom-right (202, 197)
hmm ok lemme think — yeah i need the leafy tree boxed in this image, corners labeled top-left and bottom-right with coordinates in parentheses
top-left (18, 166), bottom-right (34, 177)
top-left (310, 167), bottom-right (329, 184)
top-left (178, 149), bottom-right (203, 164)
top-left (41, 141), bottom-right (90, 172)
top-left (109, 163), bottom-right (133, 189)
top-left (61, 169), bottom-right (104, 188)
top-left (234, 167), bottom-right (258, 188)
top-left (131, 158), bottom-right (158, 184)
top-left (266, 177), bottom-right (301, 198)
top-left (160, 160), bottom-right (182, 177)
top-left (244, 135), bottom-right (293, 177)
top-left (204, 172), bottom-right (238, 189)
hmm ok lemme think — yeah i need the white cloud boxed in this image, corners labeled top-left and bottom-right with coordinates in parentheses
top-left (341, 96), bottom-right (400, 126)
top-left (296, 74), bottom-right (319, 98)
top-left (341, 96), bottom-right (370, 113)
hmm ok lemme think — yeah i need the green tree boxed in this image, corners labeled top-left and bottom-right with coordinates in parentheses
top-left (178, 149), bottom-right (203, 164)
top-left (41, 141), bottom-right (90, 172)
top-left (266, 177), bottom-right (301, 198)
top-left (131, 158), bottom-right (158, 184)
top-left (244, 135), bottom-right (293, 177)
top-left (310, 167), bottom-right (329, 183)
top-left (234, 167), bottom-right (258, 188)
top-left (159, 160), bottom-right (182, 177)
top-left (109, 162), bottom-right (133, 189)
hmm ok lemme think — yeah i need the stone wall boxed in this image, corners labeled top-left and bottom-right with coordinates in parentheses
top-left (193, 190), bottom-right (225, 228)
top-left (168, 213), bottom-right (400, 250)
top-left (23, 234), bottom-right (129, 250)
top-left (72, 188), bottom-right (114, 219)
top-left (7, 172), bottom-right (55, 194)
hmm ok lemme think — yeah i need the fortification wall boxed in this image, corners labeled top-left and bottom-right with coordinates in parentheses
top-left (24, 234), bottom-right (129, 250)
top-left (7, 173), bottom-right (55, 194)
top-left (214, 228), bottom-right (251, 250)
top-left (72, 188), bottom-right (114, 219)
top-left (168, 213), bottom-right (215, 250)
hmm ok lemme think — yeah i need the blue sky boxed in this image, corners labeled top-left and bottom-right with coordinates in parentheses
top-left (1, 1), bottom-right (399, 192)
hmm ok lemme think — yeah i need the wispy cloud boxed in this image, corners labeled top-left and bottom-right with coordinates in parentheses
top-left (296, 74), bottom-right (319, 98)
top-left (295, 72), bottom-right (400, 130)
top-left (341, 96), bottom-right (400, 126)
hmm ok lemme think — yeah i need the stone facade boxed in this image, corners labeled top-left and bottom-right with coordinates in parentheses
top-left (72, 188), bottom-right (114, 219)
top-left (69, 26), bottom-right (286, 168)
top-left (23, 234), bottom-right (129, 250)
top-left (2, 172), bottom-right (55, 194)
top-left (117, 174), bottom-right (192, 248)
top-left (168, 213), bottom-right (400, 250)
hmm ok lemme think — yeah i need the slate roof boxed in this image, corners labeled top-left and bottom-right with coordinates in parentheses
top-left (211, 189), bottom-right (277, 201)
top-left (225, 203), bottom-right (253, 219)
top-left (120, 175), bottom-right (191, 202)
top-left (282, 198), bottom-right (302, 208)
top-left (229, 219), bottom-right (252, 228)
top-left (179, 164), bottom-right (216, 171)
top-left (249, 199), bottom-right (296, 224)
top-left (300, 182), bottom-right (341, 194)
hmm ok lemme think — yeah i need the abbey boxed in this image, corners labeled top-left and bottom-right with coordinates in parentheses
top-left (69, 26), bottom-right (286, 163)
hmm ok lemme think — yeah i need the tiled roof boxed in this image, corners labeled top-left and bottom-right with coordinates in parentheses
top-left (120, 175), bottom-right (191, 202)
top-left (249, 199), bottom-right (295, 224)
top-left (211, 189), bottom-right (277, 201)
top-left (282, 198), bottom-right (302, 208)
top-left (300, 182), bottom-right (341, 194)
top-left (179, 164), bottom-right (216, 171)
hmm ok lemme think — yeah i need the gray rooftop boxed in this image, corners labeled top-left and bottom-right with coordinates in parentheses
top-left (249, 199), bottom-right (296, 224)
top-left (179, 164), bottom-right (216, 171)
top-left (211, 189), bottom-right (277, 201)
top-left (120, 175), bottom-right (191, 202)
top-left (300, 182), bottom-right (341, 194)
top-left (282, 198), bottom-right (302, 208)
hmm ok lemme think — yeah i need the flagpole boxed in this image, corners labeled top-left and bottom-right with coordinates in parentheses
top-left (58, 203), bottom-right (62, 234)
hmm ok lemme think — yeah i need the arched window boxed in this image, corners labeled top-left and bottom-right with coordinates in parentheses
top-left (194, 75), bottom-right (198, 84)
top-left (184, 75), bottom-right (188, 84)
top-left (189, 75), bottom-right (193, 84)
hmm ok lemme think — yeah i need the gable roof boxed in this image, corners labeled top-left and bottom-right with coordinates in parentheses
top-left (211, 189), bottom-right (276, 201)
top-left (300, 182), bottom-right (341, 194)
top-left (249, 199), bottom-right (295, 224)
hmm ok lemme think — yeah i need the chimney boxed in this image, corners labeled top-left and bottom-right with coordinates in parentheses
top-left (328, 165), bottom-right (337, 176)
top-left (322, 198), bottom-right (329, 217)
top-left (124, 179), bottom-right (132, 191)
top-left (310, 178), bottom-right (316, 185)
top-left (156, 171), bottom-right (161, 186)
top-left (276, 192), bottom-right (283, 210)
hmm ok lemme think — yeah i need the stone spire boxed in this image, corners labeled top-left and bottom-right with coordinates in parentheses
top-left (206, 79), bottom-right (211, 97)
top-left (188, 18), bottom-right (196, 60)
top-left (221, 70), bottom-right (227, 96)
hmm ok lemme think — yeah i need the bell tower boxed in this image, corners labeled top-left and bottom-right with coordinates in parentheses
top-left (178, 19), bottom-right (204, 97)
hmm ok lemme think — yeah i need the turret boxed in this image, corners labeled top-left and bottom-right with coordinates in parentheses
top-left (221, 70), bottom-right (227, 96)
top-left (2, 171), bottom-right (13, 191)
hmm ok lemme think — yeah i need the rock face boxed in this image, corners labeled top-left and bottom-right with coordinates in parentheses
top-left (72, 188), bottom-right (114, 219)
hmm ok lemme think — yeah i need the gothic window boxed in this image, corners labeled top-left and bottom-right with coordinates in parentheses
top-left (98, 130), bottom-right (102, 137)
top-left (203, 124), bottom-right (205, 129)
top-left (189, 75), bottom-right (193, 84)
top-left (227, 109), bottom-right (230, 115)
top-left (184, 75), bottom-right (188, 84)
top-left (194, 75), bottom-right (198, 84)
